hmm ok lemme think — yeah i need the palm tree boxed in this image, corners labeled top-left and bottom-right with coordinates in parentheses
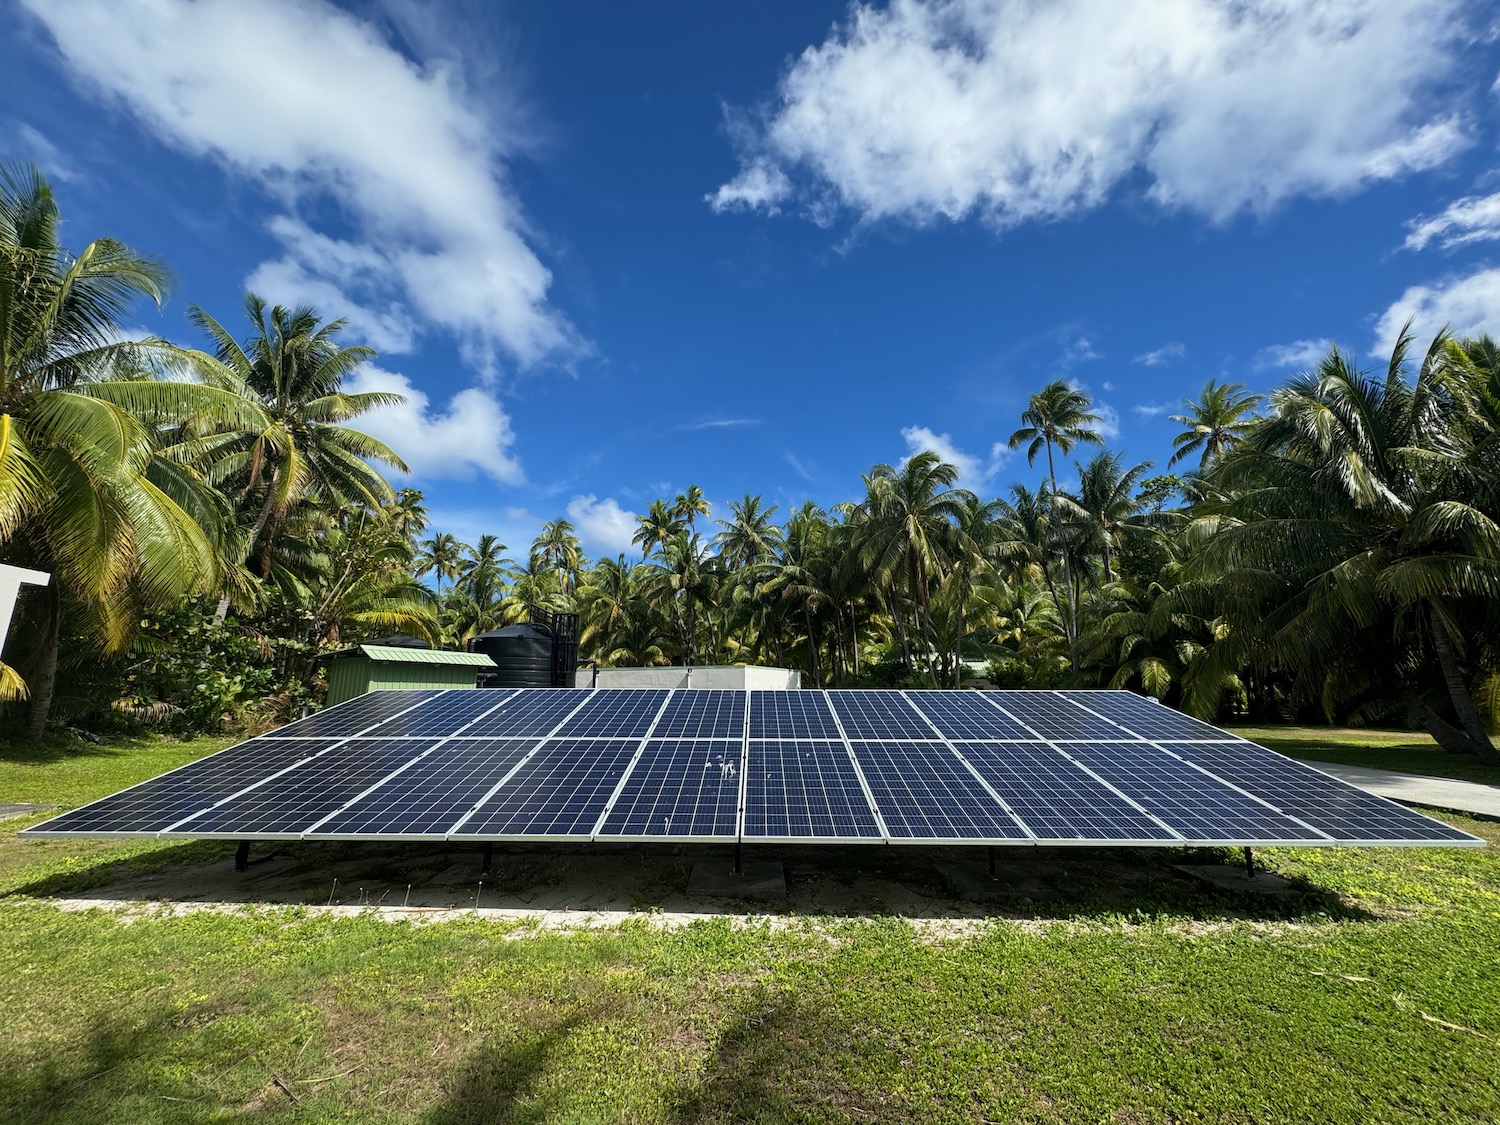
top-left (188, 294), bottom-right (407, 581)
top-left (1168, 380), bottom-right (1261, 470)
top-left (1008, 380), bottom-right (1104, 642)
top-left (1056, 451), bottom-right (1158, 584)
top-left (632, 499), bottom-right (683, 557)
top-left (458, 534), bottom-right (509, 608)
top-left (415, 532), bottom-right (464, 596)
top-left (386, 488), bottom-right (429, 542)
top-left (0, 164), bottom-right (259, 736)
top-left (714, 494), bottom-right (782, 567)
top-left (1189, 330), bottom-right (1498, 760)
top-left (672, 484), bottom-right (711, 533)
top-left (530, 518), bottom-right (583, 595)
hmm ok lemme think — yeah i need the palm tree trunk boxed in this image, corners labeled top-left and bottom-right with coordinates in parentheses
top-left (1406, 693), bottom-right (1485, 757)
top-left (803, 604), bottom-right (821, 686)
top-left (887, 583), bottom-right (912, 671)
top-left (1045, 440), bottom-right (1076, 643)
top-left (1427, 603), bottom-right (1498, 762)
top-left (25, 580), bottom-right (60, 740)
top-left (953, 581), bottom-right (967, 689)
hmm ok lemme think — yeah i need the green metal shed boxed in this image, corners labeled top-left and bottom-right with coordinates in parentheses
top-left (323, 645), bottom-right (496, 705)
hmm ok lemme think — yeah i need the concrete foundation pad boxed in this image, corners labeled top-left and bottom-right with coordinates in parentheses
top-left (0, 804), bottom-right (47, 822)
top-left (1173, 864), bottom-right (1302, 895)
top-left (686, 860), bottom-right (787, 901)
top-left (937, 861), bottom-right (1053, 901)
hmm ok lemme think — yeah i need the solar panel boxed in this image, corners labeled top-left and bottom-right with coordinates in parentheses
top-left (553, 689), bottom-right (669, 738)
top-left (1162, 741), bottom-right (1481, 844)
top-left (167, 739), bottom-right (431, 838)
top-left (450, 739), bottom-right (638, 838)
top-left (749, 691), bottom-right (841, 739)
top-left (743, 740), bottom-right (882, 840)
top-left (653, 690), bottom-right (744, 738)
top-left (905, 691), bottom-right (1041, 740)
top-left (596, 739), bottom-right (742, 839)
top-left (28, 738), bottom-right (336, 836)
top-left (850, 740), bottom-right (1029, 840)
top-left (21, 687), bottom-right (1483, 851)
top-left (261, 689), bottom-right (441, 738)
top-left (1059, 740), bottom-right (1326, 842)
top-left (827, 690), bottom-right (939, 739)
top-left (308, 739), bottom-right (538, 838)
top-left (957, 742), bottom-right (1177, 841)
top-left (988, 691), bottom-right (1139, 741)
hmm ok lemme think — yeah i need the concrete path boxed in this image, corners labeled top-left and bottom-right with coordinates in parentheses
top-left (1304, 761), bottom-right (1500, 820)
top-left (0, 803), bottom-right (47, 823)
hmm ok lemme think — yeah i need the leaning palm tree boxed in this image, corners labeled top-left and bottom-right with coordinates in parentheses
top-left (1008, 380), bottom-right (1104, 642)
top-left (0, 164), bottom-right (262, 736)
top-left (1168, 380), bottom-right (1262, 470)
top-left (632, 499), bottom-right (682, 557)
top-left (187, 294), bottom-right (408, 581)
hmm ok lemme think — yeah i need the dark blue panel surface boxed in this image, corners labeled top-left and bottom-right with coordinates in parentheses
top-left (459, 689), bottom-right (591, 737)
top-left (828, 690), bottom-right (939, 739)
top-left (1060, 741), bottom-right (1321, 840)
top-left (263, 690), bottom-right (440, 737)
top-left (21, 739), bottom-right (336, 835)
top-left (365, 690), bottom-right (516, 737)
top-left (1060, 691), bottom-right (1238, 742)
top-left (308, 740), bottom-right (538, 837)
top-left (167, 740), bottom-right (428, 835)
top-left (653, 690), bottom-right (745, 738)
top-left (1162, 741), bottom-right (1480, 843)
top-left (988, 691), bottom-right (1139, 741)
top-left (957, 743), bottom-right (1175, 840)
top-left (452, 739), bottom-right (638, 836)
top-left (748, 692), bottom-right (841, 739)
top-left (597, 740), bottom-right (741, 838)
top-left (906, 692), bottom-right (1040, 740)
top-left (553, 689), bottom-right (668, 738)
top-left (743, 740), bottom-right (881, 839)
top-left (850, 741), bottom-right (1027, 839)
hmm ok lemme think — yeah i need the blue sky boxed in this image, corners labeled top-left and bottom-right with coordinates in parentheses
top-left (6, 0), bottom-right (1500, 559)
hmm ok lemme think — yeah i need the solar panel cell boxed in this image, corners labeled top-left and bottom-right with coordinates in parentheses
top-left (987, 691), bottom-right (1140, 740)
top-left (597, 740), bottom-right (742, 838)
top-left (743, 740), bottom-right (882, 839)
top-left (827, 691), bottom-right (939, 739)
top-left (1060, 692), bottom-right (1240, 742)
top-left (309, 740), bottom-right (539, 837)
top-left (459, 690), bottom-right (591, 737)
top-left (262, 690), bottom-right (441, 737)
top-left (850, 741), bottom-right (1028, 839)
top-left (362, 690), bottom-right (515, 737)
top-left (452, 739), bottom-right (639, 837)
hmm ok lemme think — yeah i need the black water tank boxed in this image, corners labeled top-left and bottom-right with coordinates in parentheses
top-left (470, 624), bottom-right (554, 688)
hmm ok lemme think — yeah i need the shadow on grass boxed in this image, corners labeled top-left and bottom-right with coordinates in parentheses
top-left (4, 835), bottom-right (1376, 924)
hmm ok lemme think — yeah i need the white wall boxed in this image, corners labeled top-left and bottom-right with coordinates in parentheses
top-left (591, 666), bottom-right (800, 690)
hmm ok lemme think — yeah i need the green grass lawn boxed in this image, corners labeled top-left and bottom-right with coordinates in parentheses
top-left (1232, 725), bottom-right (1500, 787)
top-left (1, 730), bottom-right (1497, 1123)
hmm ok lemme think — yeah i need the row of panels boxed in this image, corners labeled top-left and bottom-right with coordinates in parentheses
top-left (26, 687), bottom-right (1481, 846)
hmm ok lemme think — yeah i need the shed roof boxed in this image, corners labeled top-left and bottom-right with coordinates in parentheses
top-left (327, 645), bottom-right (495, 666)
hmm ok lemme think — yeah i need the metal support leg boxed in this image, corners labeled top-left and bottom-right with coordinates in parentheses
top-left (988, 847), bottom-right (998, 881)
top-left (481, 842), bottom-right (493, 877)
top-left (235, 841), bottom-right (250, 872)
top-left (1243, 847), bottom-right (1255, 879)
top-left (731, 840), bottom-right (743, 877)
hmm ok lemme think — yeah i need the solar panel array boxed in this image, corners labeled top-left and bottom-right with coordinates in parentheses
top-left (23, 688), bottom-right (1483, 848)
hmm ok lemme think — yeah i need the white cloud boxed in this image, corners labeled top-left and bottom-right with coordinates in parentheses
top-left (1133, 403), bottom-right (1175, 418)
top-left (899, 425), bottom-right (1009, 490)
top-left (784, 452), bottom-right (816, 482)
top-left (565, 494), bottom-right (639, 556)
top-left (1373, 267), bottom-right (1500, 356)
top-left (1403, 190), bottom-right (1500, 251)
top-left (344, 364), bottom-right (524, 485)
top-left (1093, 403), bottom-right (1121, 440)
top-left (1255, 338), bottom-right (1333, 370)
top-left (1133, 342), bottom-right (1185, 366)
top-left (675, 417), bottom-right (763, 431)
top-left (24, 0), bottom-right (578, 373)
top-left (715, 0), bottom-right (1473, 229)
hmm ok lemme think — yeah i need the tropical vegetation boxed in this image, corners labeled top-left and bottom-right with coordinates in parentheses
top-left (1, 163), bottom-right (1496, 762)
